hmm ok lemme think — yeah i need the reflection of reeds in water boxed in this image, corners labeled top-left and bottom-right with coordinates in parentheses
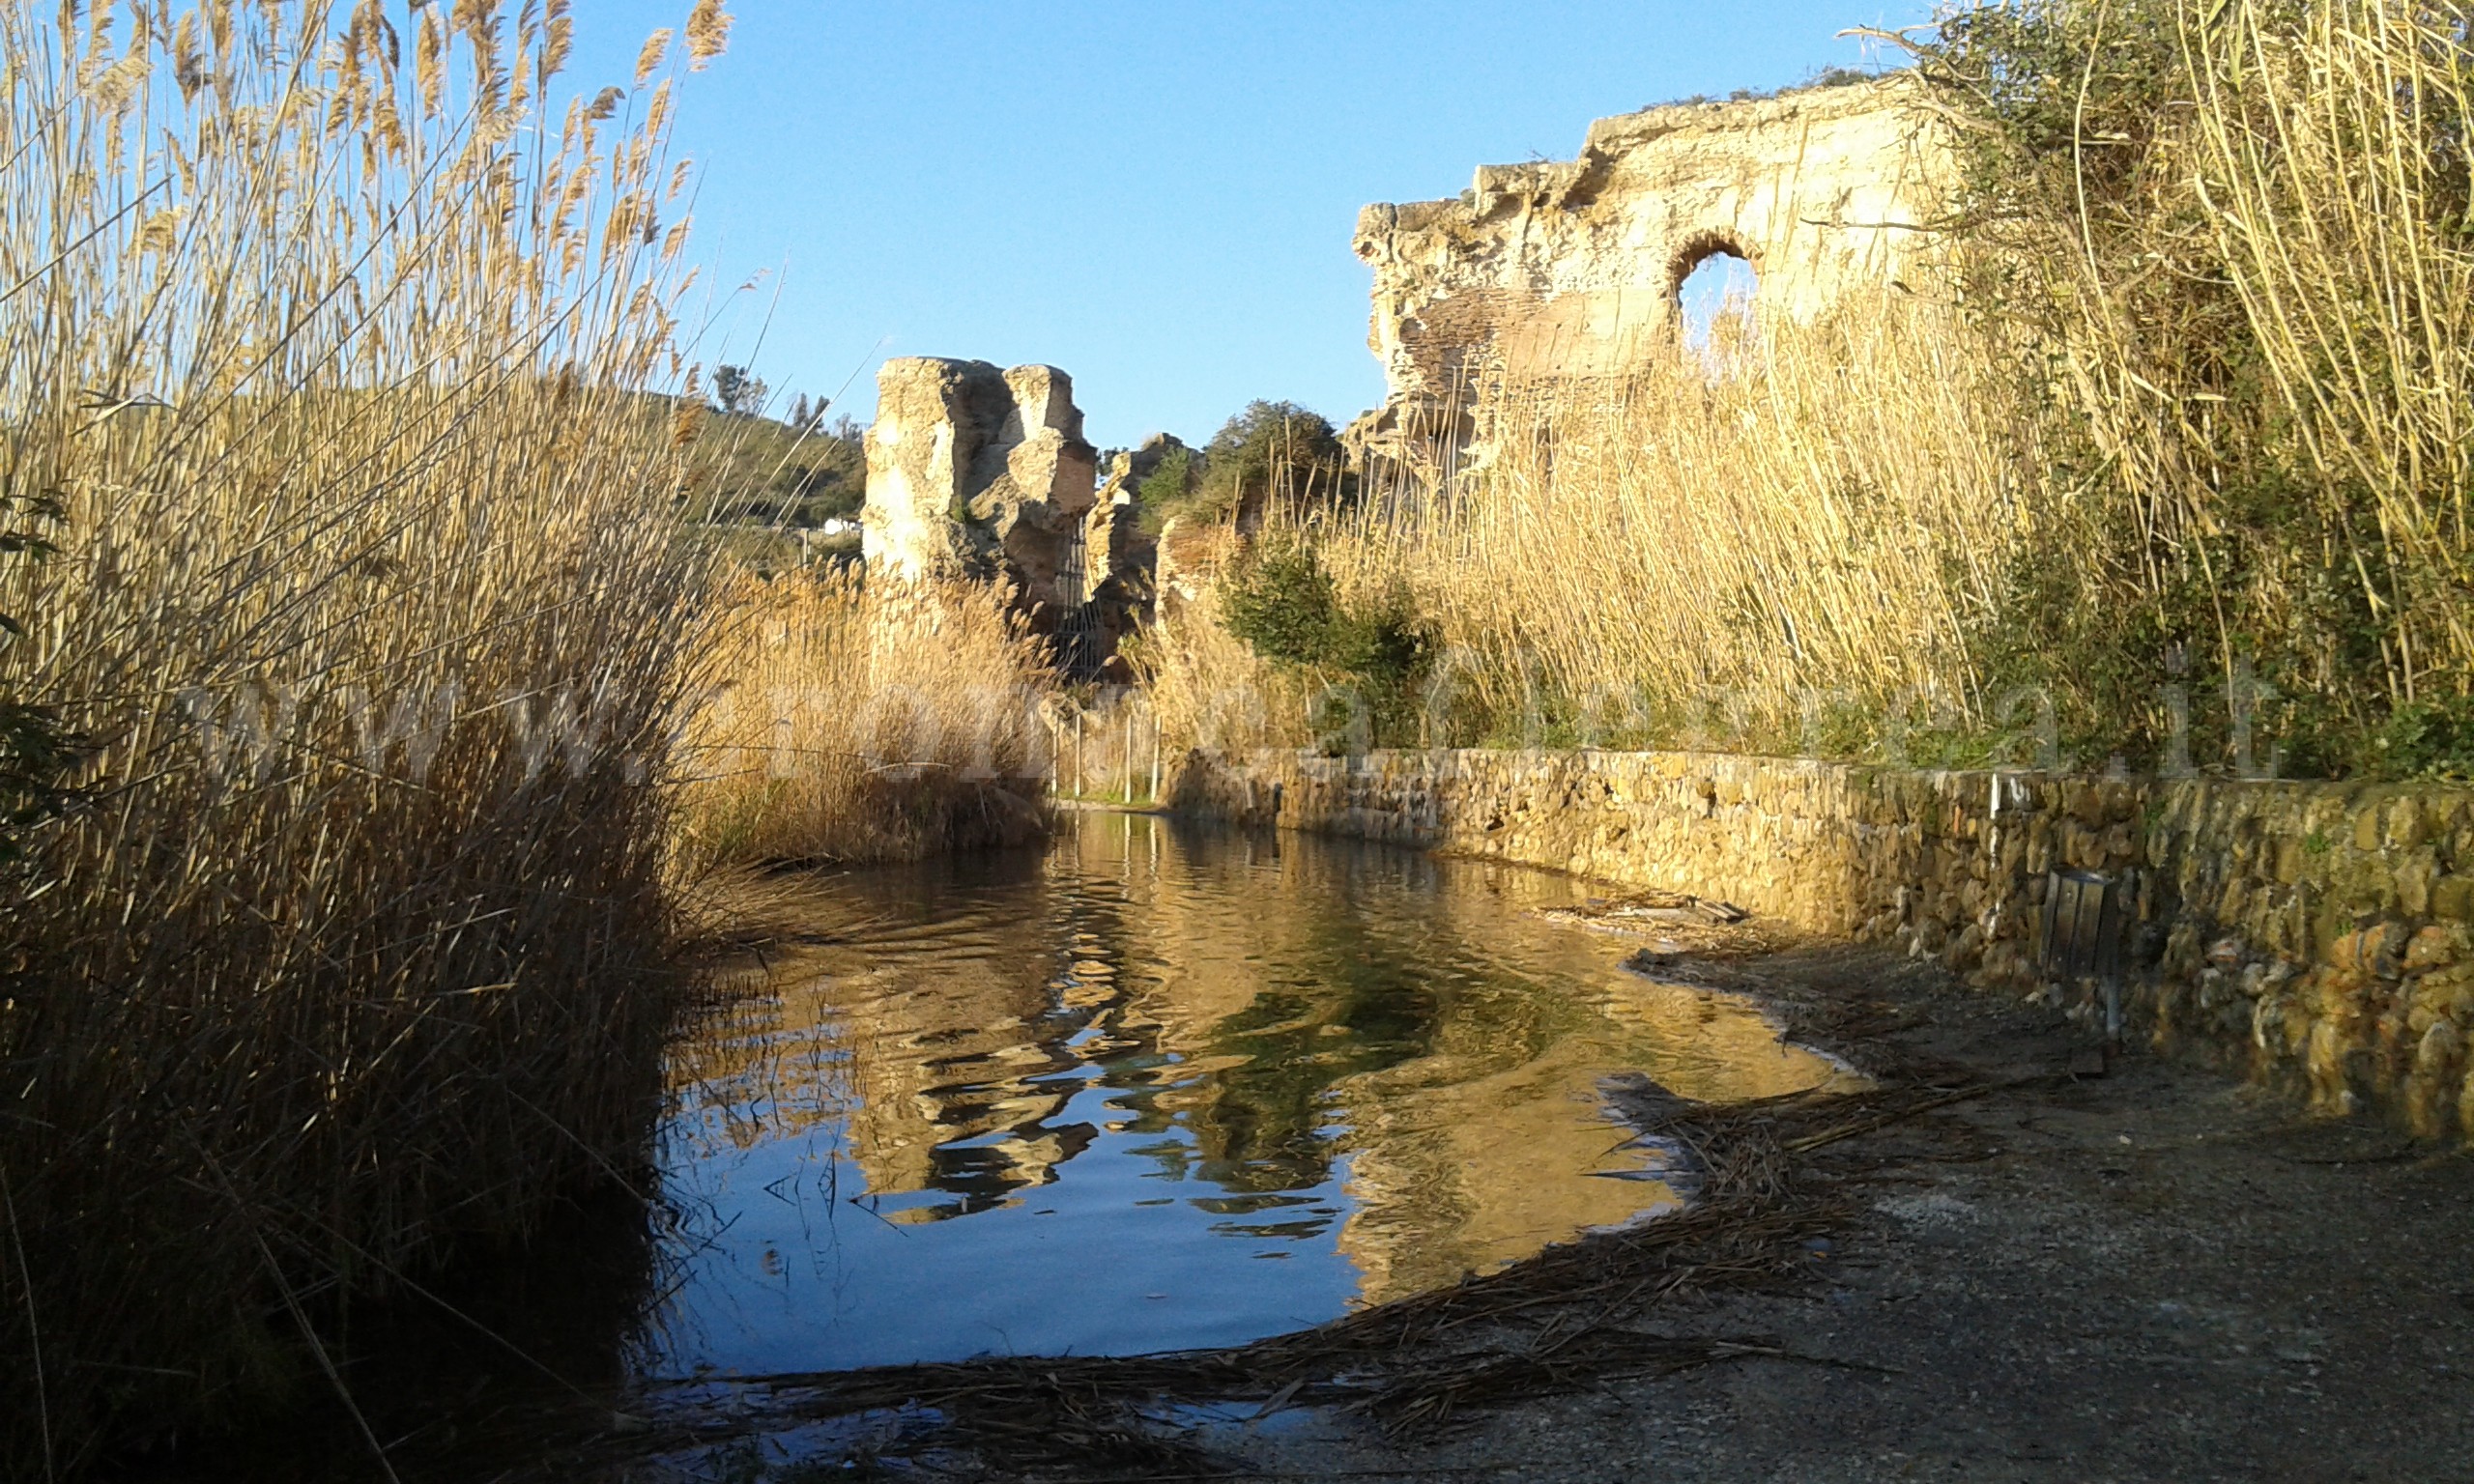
top-left (669, 816), bottom-right (1852, 1309)
top-left (669, 862), bottom-right (1086, 1207)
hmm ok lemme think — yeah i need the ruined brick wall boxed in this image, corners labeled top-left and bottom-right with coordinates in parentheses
top-left (1353, 79), bottom-right (1947, 416)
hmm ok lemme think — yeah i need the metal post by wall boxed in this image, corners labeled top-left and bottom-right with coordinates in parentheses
top-left (2041, 869), bottom-right (2130, 1043)
top-left (1056, 513), bottom-right (1098, 679)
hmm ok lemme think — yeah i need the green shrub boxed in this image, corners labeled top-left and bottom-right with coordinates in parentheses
top-left (1145, 401), bottom-right (1353, 529)
top-left (1135, 445), bottom-right (1196, 531)
top-left (1914, 0), bottom-right (2474, 776)
top-left (1221, 539), bottom-right (1429, 748)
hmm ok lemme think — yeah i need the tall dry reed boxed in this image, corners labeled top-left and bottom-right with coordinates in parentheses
top-left (1917, 0), bottom-right (2474, 770)
top-left (0, 1), bottom-right (729, 1472)
top-left (1164, 2), bottom-right (2474, 777)
top-left (1149, 291), bottom-right (2036, 764)
top-left (676, 571), bottom-right (1053, 870)
top-left (1143, 583), bottom-right (1318, 759)
top-left (1312, 292), bottom-right (2032, 757)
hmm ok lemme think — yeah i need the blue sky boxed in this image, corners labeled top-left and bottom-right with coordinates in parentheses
top-left (570, 4), bottom-right (1938, 449)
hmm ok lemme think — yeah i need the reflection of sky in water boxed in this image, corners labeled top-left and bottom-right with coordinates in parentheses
top-left (644, 814), bottom-right (1847, 1378)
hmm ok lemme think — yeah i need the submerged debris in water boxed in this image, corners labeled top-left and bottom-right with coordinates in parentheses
top-left (1540, 889), bottom-right (1787, 961)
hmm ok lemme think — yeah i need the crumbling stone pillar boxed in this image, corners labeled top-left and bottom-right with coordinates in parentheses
top-left (861, 357), bottom-right (1100, 640)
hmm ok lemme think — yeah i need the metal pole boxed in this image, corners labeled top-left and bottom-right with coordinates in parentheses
top-left (1149, 704), bottom-right (1162, 805)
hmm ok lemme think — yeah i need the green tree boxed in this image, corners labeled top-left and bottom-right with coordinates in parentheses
top-left (1136, 445), bottom-right (1194, 507)
top-left (1198, 400), bottom-right (1350, 519)
top-left (1220, 536), bottom-right (1430, 747)
top-left (1136, 401), bottom-right (1352, 529)
top-left (711, 363), bottom-right (766, 416)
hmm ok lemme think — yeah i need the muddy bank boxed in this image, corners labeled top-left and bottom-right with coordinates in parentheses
top-left (1115, 943), bottom-right (2474, 1482)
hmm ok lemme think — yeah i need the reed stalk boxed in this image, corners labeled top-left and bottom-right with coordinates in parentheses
top-left (0, 1), bottom-right (734, 1471)
top-left (1160, 1), bottom-right (2474, 778)
top-left (676, 570), bottom-right (1053, 870)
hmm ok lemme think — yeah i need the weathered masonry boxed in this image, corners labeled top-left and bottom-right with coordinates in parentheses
top-left (1348, 79), bottom-right (1946, 471)
top-left (1176, 749), bottom-right (2474, 1145)
top-left (862, 357), bottom-right (1099, 608)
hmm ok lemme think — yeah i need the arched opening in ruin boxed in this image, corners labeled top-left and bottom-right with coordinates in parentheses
top-left (1672, 237), bottom-right (1759, 367)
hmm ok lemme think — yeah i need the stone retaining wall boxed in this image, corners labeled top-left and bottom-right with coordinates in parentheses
top-left (1171, 748), bottom-right (2474, 1140)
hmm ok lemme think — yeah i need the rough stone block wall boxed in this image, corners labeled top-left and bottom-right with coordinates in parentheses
top-left (1172, 748), bottom-right (2474, 1141)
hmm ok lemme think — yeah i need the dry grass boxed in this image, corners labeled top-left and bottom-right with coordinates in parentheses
top-left (1146, 291), bottom-right (2037, 763)
top-left (2126, 0), bottom-right (2474, 709)
top-left (0, 1), bottom-right (735, 1474)
top-left (1160, 1), bottom-right (2474, 775)
top-left (1314, 293), bottom-right (2032, 757)
top-left (675, 570), bottom-right (1052, 870)
top-left (1917, 0), bottom-right (2474, 767)
top-left (1141, 583), bottom-right (1316, 760)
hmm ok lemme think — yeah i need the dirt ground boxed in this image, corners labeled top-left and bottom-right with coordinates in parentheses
top-left (1108, 943), bottom-right (2474, 1484)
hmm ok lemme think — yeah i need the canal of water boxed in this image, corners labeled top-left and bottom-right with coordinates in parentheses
top-left (644, 812), bottom-right (1855, 1381)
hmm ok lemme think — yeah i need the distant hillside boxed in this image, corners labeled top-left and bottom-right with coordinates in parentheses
top-left (676, 404), bottom-right (866, 529)
top-left (606, 393), bottom-right (868, 574)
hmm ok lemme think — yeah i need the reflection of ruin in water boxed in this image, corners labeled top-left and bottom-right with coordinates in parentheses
top-left (651, 814), bottom-right (1856, 1375)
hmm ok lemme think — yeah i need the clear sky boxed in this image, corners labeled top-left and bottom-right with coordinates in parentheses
top-left (570, 3), bottom-right (1939, 450)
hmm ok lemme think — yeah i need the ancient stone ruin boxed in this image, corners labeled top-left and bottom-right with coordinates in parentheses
top-left (860, 85), bottom-right (1948, 659)
top-left (1079, 437), bottom-right (1187, 675)
top-left (861, 357), bottom-right (1103, 665)
top-left (1348, 78), bottom-right (1946, 480)
top-left (862, 357), bottom-right (1171, 677)
top-left (863, 357), bottom-right (1096, 592)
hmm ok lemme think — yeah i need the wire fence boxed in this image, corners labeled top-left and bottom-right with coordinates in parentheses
top-left (1047, 688), bottom-right (1165, 806)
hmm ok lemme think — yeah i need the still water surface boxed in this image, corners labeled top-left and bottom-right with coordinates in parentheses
top-left (647, 813), bottom-right (1849, 1377)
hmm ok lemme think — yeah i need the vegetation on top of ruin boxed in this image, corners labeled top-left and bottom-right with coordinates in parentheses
top-left (1137, 399), bottom-right (1355, 532)
top-left (1136, 444), bottom-right (1200, 526)
top-left (1640, 61), bottom-right (1884, 113)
